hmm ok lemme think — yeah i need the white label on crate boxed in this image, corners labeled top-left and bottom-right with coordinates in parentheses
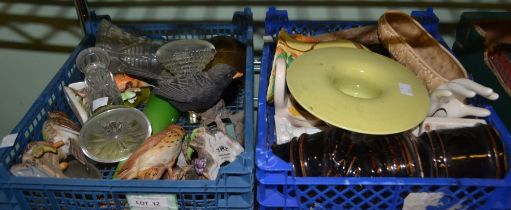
top-left (92, 97), bottom-right (109, 111)
top-left (399, 82), bottom-right (414, 96)
top-left (403, 192), bottom-right (444, 210)
top-left (0, 133), bottom-right (17, 148)
top-left (127, 194), bottom-right (178, 210)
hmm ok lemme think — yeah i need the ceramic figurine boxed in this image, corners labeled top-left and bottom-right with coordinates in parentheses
top-left (188, 116), bottom-right (244, 180)
top-left (10, 141), bottom-right (68, 178)
top-left (42, 111), bottom-right (87, 165)
top-left (114, 73), bottom-right (152, 92)
top-left (117, 124), bottom-right (185, 180)
top-left (155, 64), bottom-right (237, 112)
top-left (162, 165), bottom-right (194, 180)
top-left (156, 39), bottom-right (216, 75)
top-left (198, 99), bottom-right (245, 145)
top-left (429, 79), bottom-right (498, 118)
top-left (63, 82), bottom-right (88, 124)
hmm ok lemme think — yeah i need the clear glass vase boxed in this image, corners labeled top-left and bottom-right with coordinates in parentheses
top-left (76, 47), bottom-right (123, 114)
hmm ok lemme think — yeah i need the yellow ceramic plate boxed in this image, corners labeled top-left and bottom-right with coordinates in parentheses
top-left (286, 47), bottom-right (430, 134)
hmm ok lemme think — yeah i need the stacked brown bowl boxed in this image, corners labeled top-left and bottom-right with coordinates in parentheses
top-left (417, 124), bottom-right (508, 178)
top-left (272, 125), bottom-right (508, 178)
top-left (272, 128), bottom-right (422, 177)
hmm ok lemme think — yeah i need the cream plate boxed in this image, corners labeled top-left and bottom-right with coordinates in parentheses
top-left (286, 47), bottom-right (430, 134)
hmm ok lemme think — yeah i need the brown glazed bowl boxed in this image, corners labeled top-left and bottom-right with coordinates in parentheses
top-left (415, 132), bottom-right (435, 177)
top-left (418, 124), bottom-right (509, 178)
top-left (378, 10), bottom-right (468, 92)
top-left (327, 129), bottom-right (353, 177)
top-left (273, 128), bottom-right (430, 178)
top-left (299, 132), bottom-right (326, 177)
top-left (485, 124), bottom-right (509, 178)
top-left (436, 124), bottom-right (495, 178)
top-left (289, 136), bottom-right (303, 177)
top-left (397, 133), bottom-right (422, 177)
top-left (429, 130), bottom-right (450, 178)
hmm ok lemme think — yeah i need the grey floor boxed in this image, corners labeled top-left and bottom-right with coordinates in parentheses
top-left (0, 0), bottom-right (510, 139)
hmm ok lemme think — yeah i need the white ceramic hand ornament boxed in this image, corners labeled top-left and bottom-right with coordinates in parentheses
top-left (429, 79), bottom-right (499, 118)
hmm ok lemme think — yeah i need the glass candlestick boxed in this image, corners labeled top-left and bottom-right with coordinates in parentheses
top-left (76, 47), bottom-right (123, 114)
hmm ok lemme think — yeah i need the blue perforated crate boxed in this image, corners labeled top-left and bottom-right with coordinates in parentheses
top-left (256, 7), bottom-right (511, 210)
top-left (0, 186), bottom-right (18, 210)
top-left (0, 8), bottom-right (254, 210)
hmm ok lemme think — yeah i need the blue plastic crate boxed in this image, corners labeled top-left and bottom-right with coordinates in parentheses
top-left (256, 7), bottom-right (511, 210)
top-left (0, 8), bottom-right (254, 210)
top-left (0, 186), bottom-right (18, 210)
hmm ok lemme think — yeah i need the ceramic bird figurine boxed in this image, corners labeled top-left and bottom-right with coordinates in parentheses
top-left (117, 124), bottom-right (185, 180)
top-left (42, 111), bottom-right (87, 165)
top-left (10, 141), bottom-right (68, 178)
top-left (155, 63), bottom-right (237, 112)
